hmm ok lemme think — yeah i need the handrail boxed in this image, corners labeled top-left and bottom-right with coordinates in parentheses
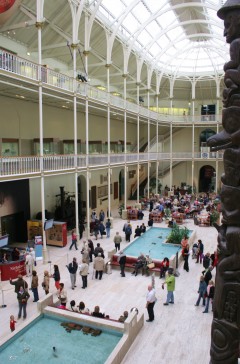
top-left (0, 49), bottom-right (222, 124)
top-left (0, 152), bottom-right (223, 178)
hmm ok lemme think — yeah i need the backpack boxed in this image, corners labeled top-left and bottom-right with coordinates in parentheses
top-left (125, 226), bottom-right (131, 234)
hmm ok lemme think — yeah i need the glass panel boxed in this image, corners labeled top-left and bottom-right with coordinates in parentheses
top-left (2, 142), bottom-right (19, 156)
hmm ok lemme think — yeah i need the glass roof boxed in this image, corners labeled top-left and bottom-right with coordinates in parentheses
top-left (92, 0), bottom-right (228, 78)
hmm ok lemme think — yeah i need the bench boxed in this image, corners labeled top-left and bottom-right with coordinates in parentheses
top-left (111, 255), bottom-right (161, 275)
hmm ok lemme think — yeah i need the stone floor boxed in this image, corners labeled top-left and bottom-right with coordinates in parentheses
top-left (0, 209), bottom-right (220, 363)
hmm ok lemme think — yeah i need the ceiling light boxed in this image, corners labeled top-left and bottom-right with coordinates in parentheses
top-left (111, 92), bottom-right (121, 96)
top-left (96, 85), bottom-right (106, 91)
top-left (27, 52), bottom-right (31, 56)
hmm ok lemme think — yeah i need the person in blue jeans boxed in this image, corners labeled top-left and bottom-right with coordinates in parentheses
top-left (17, 286), bottom-right (30, 319)
top-left (31, 270), bottom-right (39, 302)
top-left (203, 280), bottom-right (215, 313)
top-left (105, 218), bottom-right (111, 238)
top-left (195, 275), bottom-right (207, 306)
top-left (162, 268), bottom-right (175, 305)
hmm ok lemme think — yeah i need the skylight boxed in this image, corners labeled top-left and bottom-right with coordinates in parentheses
top-left (97, 0), bottom-right (227, 78)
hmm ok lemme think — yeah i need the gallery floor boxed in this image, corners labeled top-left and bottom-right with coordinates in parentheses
top-left (0, 210), bottom-right (220, 364)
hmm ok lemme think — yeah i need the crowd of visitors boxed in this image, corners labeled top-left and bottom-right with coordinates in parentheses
top-left (8, 200), bottom-right (217, 337)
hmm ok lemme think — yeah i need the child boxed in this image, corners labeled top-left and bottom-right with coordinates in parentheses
top-left (10, 315), bottom-right (16, 332)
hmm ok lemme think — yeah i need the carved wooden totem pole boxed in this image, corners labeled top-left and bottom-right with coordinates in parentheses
top-left (207, 1), bottom-right (240, 363)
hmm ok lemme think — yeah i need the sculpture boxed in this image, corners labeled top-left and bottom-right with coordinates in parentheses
top-left (207, 1), bottom-right (240, 363)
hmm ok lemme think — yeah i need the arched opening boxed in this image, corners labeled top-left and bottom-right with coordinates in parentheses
top-left (119, 169), bottom-right (124, 201)
top-left (199, 165), bottom-right (216, 193)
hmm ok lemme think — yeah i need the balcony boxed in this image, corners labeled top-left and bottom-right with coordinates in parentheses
top-left (0, 152), bottom-right (223, 179)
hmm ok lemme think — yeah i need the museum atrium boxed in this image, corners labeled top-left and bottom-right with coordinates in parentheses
top-left (0, 0), bottom-right (227, 237)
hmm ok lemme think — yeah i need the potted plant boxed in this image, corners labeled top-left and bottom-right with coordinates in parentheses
top-left (210, 210), bottom-right (220, 226)
top-left (166, 226), bottom-right (190, 245)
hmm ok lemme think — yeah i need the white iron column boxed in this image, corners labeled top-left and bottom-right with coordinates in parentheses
top-left (36, 12), bottom-right (47, 263)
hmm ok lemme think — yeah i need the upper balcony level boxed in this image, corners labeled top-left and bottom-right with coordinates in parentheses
top-left (0, 49), bottom-right (222, 125)
top-left (0, 151), bottom-right (223, 180)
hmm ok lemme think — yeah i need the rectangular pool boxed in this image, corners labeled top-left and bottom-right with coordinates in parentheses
top-left (123, 227), bottom-right (187, 260)
top-left (0, 314), bottom-right (122, 364)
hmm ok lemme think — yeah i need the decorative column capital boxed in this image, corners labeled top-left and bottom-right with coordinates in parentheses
top-left (83, 50), bottom-right (90, 56)
top-left (71, 43), bottom-right (79, 49)
top-left (35, 21), bottom-right (44, 29)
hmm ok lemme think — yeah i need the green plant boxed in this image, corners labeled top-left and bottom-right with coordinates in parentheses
top-left (166, 226), bottom-right (190, 245)
top-left (210, 210), bottom-right (220, 226)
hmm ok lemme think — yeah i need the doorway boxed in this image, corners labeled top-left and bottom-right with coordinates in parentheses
top-left (199, 165), bottom-right (215, 193)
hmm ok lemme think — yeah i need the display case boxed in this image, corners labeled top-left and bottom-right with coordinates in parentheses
top-left (27, 220), bottom-right (67, 247)
top-left (46, 222), bottom-right (67, 247)
top-left (33, 138), bottom-right (60, 155)
top-left (1, 138), bottom-right (19, 156)
top-left (63, 139), bottom-right (81, 154)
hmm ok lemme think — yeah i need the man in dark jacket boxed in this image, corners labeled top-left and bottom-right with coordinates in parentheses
top-left (118, 251), bottom-right (126, 277)
top-left (66, 257), bottom-right (78, 289)
top-left (94, 243), bottom-right (104, 258)
top-left (10, 274), bottom-right (28, 294)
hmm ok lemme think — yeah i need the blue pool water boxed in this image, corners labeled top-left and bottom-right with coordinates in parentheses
top-left (0, 314), bottom-right (122, 364)
top-left (123, 227), bottom-right (185, 260)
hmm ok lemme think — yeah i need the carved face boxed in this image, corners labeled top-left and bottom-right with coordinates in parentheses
top-left (224, 10), bottom-right (240, 43)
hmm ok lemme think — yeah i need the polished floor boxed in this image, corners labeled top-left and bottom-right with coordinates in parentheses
top-left (0, 210), bottom-right (219, 363)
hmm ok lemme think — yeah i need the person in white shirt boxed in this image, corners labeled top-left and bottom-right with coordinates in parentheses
top-left (25, 253), bottom-right (34, 277)
top-left (146, 284), bottom-right (156, 322)
top-left (79, 259), bottom-right (89, 289)
top-left (29, 248), bottom-right (36, 266)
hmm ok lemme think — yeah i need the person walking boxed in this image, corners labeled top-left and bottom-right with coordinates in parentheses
top-left (196, 239), bottom-right (204, 263)
top-left (29, 247), bottom-right (36, 267)
top-left (10, 275), bottom-right (28, 294)
top-left (125, 223), bottom-right (132, 242)
top-left (203, 280), bottom-right (215, 313)
top-left (105, 218), bottom-right (111, 238)
top-left (162, 268), bottom-right (175, 305)
top-left (52, 265), bottom-right (61, 290)
top-left (146, 284), bottom-right (156, 322)
top-left (69, 229), bottom-right (78, 250)
top-left (88, 239), bottom-right (94, 263)
top-left (31, 270), bottom-right (39, 302)
top-left (93, 253), bottom-right (105, 280)
top-left (79, 220), bottom-right (85, 240)
top-left (118, 250), bottom-right (126, 277)
top-left (183, 243), bottom-right (190, 272)
top-left (25, 252), bottom-right (34, 277)
top-left (195, 275), bottom-right (207, 307)
top-left (99, 221), bottom-right (106, 238)
top-left (66, 257), bottom-right (78, 290)
top-left (79, 259), bottom-right (89, 289)
top-left (42, 270), bottom-right (50, 295)
top-left (17, 286), bottom-right (30, 319)
top-left (113, 232), bottom-right (122, 251)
